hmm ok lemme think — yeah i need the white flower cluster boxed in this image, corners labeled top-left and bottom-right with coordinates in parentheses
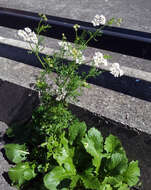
top-left (110, 63), bottom-right (124, 77)
top-left (58, 41), bottom-right (71, 51)
top-left (58, 41), bottom-right (85, 65)
top-left (72, 48), bottom-right (85, 65)
top-left (75, 54), bottom-right (86, 65)
top-left (93, 52), bottom-right (107, 67)
top-left (18, 27), bottom-right (38, 44)
top-left (93, 51), bottom-right (124, 77)
top-left (56, 88), bottom-right (67, 101)
top-left (92, 15), bottom-right (106, 26)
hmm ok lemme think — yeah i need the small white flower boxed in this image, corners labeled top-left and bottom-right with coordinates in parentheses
top-left (70, 48), bottom-right (85, 64)
top-left (24, 27), bottom-right (32, 33)
top-left (18, 30), bottom-right (28, 41)
top-left (93, 52), bottom-right (108, 67)
top-left (110, 63), bottom-right (124, 77)
top-left (58, 41), bottom-right (70, 51)
top-left (29, 32), bottom-right (38, 44)
top-left (56, 88), bottom-right (67, 101)
top-left (101, 57), bottom-right (108, 66)
top-left (76, 55), bottom-right (86, 65)
top-left (92, 14), bottom-right (106, 26)
top-left (18, 28), bottom-right (38, 44)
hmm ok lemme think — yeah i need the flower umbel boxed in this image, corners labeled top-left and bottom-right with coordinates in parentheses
top-left (93, 52), bottom-right (108, 67)
top-left (73, 24), bottom-right (80, 31)
top-left (58, 41), bottom-right (71, 51)
top-left (71, 48), bottom-right (85, 64)
top-left (92, 14), bottom-right (106, 26)
top-left (110, 63), bottom-right (124, 77)
top-left (18, 27), bottom-right (38, 44)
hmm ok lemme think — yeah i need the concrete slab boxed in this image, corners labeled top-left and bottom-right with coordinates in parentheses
top-left (0, 0), bottom-right (151, 73)
top-left (0, 0), bottom-right (151, 32)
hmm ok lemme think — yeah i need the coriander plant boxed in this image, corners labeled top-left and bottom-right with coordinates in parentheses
top-left (4, 14), bottom-right (140, 190)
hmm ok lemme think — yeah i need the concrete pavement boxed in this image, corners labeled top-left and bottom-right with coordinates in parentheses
top-left (0, 0), bottom-right (151, 72)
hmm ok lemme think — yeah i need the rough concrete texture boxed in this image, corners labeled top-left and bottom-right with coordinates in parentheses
top-left (0, 0), bottom-right (151, 73)
top-left (0, 0), bottom-right (151, 32)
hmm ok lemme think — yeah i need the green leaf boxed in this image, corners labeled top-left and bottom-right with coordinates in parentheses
top-left (8, 162), bottom-right (36, 188)
top-left (107, 153), bottom-right (128, 174)
top-left (70, 175), bottom-right (80, 189)
top-left (4, 144), bottom-right (29, 164)
top-left (44, 166), bottom-right (69, 190)
top-left (82, 128), bottom-right (104, 172)
top-left (102, 176), bottom-right (120, 187)
top-left (108, 153), bottom-right (123, 170)
top-left (69, 120), bottom-right (87, 145)
top-left (53, 134), bottom-right (76, 174)
top-left (118, 184), bottom-right (129, 190)
top-left (104, 135), bottom-right (123, 154)
top-left (124, 161), bottom-right (140, 187)
top-left (103, 54), bottom-right (112, 60)
top-left (80, 170), bottom-right (101, 190)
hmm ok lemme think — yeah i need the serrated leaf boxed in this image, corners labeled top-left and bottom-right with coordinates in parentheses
top-left (80, 171), bottom-right (101, 190)
top-left (82, 128), bottom-right (104, 172)
top-left (102, 176), bottom-right (120, 186)
top-left (53, 134), bottom-right (76, 174)
top-left (44, 166), bottom-right (69, 190)
top-left (8, 162), bottom-right (36, 188)
top-left (118, 184), bottom-right (129, 190)
top-left (124, 161), bottom-right (140, 187)
top-left (108, 153), bottom-right (123, 170)
top-left (107, 153), bottom-right (128, 174)
top-left (104, 135), bottom-right (123, 154)
top-left (70, 175), bottom-right (80, 189)
top-left (69, 120), bottom-right (87, 145)
top-left (4, 144), bottom-right (29, 164)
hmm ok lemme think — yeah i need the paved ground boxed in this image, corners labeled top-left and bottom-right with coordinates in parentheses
top-left (0, 0), bottom-right (151, 32)
top-left (0, 0), bottom-right (151, 72)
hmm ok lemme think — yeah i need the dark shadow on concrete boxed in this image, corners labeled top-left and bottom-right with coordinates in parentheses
top-left (2, 172), bottom-right (12, 186)
top-left (0, 79), bottom-right (39, 125)
top-left (1, 148), bottom-right (13, 165)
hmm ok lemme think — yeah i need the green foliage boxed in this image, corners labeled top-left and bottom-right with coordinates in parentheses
top-left (44, 166), bottom-right (69, 190)
top-left (8, 162), bottom-right (36, 189)
top-left (82, 128), bottom-right (104, 173)
top-left (68, 120), bottom-right (87, 145)
top-left (5, 117), bottom-right (141, 190)
top-left (123, 161), bottom-right (140, 187)
top-left (4, 144), bottom-right (29, 164)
